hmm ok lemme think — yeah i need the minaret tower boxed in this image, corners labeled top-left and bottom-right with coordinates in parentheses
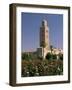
top-left (40, 19), bottom-right (50, 58)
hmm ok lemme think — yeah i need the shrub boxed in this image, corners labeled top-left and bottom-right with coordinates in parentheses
top-left (52, 54), bottom-right (57, 59)
top-left (22, 53), bottom-right (29, 60)
top-left (46, 53), bottom-right (52, 60)
top-left (22, 59), bottom-right (63, 77)
top-left (59, 53), bottom-right (63, 60)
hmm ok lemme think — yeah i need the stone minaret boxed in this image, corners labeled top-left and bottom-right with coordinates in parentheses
top-left (40, 19), bottom-right (50, 58)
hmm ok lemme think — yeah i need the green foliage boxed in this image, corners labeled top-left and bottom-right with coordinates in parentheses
top-left (59, 53), bottom-right (63, 60)
top-left (22, 51), bottom-right (63, 77)
top-left (38, 56), bottom-right (43, 60)
top-left (52, 54), bottom-right (57, 59)
top-left (22, 52), bottom-right (38, 61)
top-left (27, 64), bottom-right (36, 76)
top-left (22, 53), bottom-right (29, 60)
top-left (21, 59), bottom-right (63, 77)
top-left (46, 53), bottom-right (52, 60)
top-left (46, 53), bottom-right (57, 60)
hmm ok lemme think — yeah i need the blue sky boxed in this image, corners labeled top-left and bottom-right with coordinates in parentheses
top-left (21, 12), bottom-right (63, 52)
